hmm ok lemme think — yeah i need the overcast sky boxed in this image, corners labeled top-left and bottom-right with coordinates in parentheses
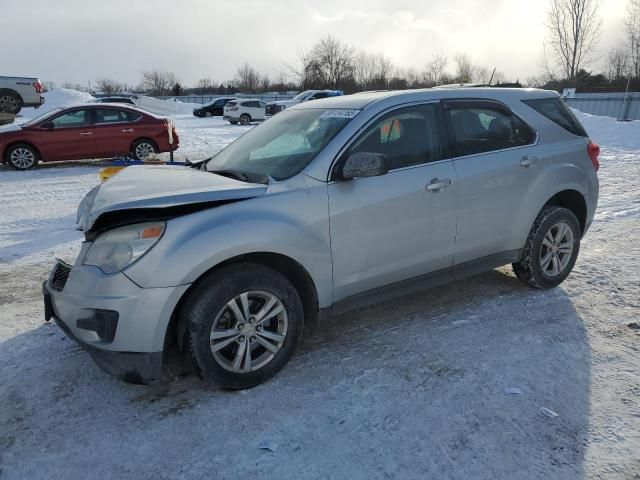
top-left (1, 0), bottom-right (630, 88)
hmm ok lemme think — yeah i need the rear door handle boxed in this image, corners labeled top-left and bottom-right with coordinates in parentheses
top-left (79, 131), bottom-right (92, 136)
top-left (426, 177), bottom-right (452, 192)
top-left (520, 155), bottom-right (539, 167)
top-left (122, 128), bottom-right (134, 133)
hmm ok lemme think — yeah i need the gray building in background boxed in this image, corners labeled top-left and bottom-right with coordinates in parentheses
top-left (563, 90), bottom-right (640, 121)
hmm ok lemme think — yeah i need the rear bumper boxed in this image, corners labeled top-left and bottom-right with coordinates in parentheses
top-left (24, 96), bottom-right (45, 108)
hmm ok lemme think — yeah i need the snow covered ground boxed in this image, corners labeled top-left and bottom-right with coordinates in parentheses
top-left (0, 96), bottom-right (638, 479)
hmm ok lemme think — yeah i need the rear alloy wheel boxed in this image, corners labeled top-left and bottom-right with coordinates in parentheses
top-left (185, 264), bottom-right (303, 389)
top-left (513, 206), bottom-right (581, 289)
top-left (6, 144), bottom-right (38, 170)
top-left (131, 139), bottom-right (157, 161)
top-left (0, 92), bottom-right (22, 114)
top-left (239, 114), bottom-right (251, 125)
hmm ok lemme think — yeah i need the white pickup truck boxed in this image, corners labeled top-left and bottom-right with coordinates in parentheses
top-left (0, 76), bottom-right (45, 114)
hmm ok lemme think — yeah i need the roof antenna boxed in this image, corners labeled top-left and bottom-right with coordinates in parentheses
top-left (488, 67), bottom-right (496, 86)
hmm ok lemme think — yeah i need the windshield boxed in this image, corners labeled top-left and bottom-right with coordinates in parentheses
top-left (290, 91), bottom-right (312, 102)
top-left (206, 108), bottom-right (359, 181)
top-left (22, 108), bottom-right (63, 126)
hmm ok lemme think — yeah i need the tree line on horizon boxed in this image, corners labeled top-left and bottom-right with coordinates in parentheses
top-left (47, 0), bottom-right (640, 97)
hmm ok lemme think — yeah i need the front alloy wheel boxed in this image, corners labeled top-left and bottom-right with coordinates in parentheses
top-left (6, 144), bottom-right (38, 170)
top-left (210, 291), bottom-right (288, 373)
top-left (185, 264), bottom-right (303, 389)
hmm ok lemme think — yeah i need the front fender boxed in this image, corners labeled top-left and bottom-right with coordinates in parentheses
top-left (124, 183), bottom-right (333, 307)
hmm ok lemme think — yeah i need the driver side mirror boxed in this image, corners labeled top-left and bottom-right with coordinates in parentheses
top-left (41, 122), bottom-right (54, 129)
top-left (341, 152), bottom-right (389, 180)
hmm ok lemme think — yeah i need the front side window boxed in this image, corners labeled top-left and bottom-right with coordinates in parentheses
top-left (445, 105), bottom-right (535, 156)
top-left (51, 109), bottom-right (91, 128)
top-left (344, 104), bottom-right (442, 171)
top-left (207, 108), bottom-right (358, 181)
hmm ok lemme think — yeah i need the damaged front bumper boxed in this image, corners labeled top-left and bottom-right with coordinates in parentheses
top-left (43, 258), bottom-right (190, 384)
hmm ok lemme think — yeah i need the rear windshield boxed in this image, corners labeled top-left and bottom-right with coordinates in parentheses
top-left (522, 97), bottom-right (587, 137)
top-left (226, 101), bottom-right (237, 107)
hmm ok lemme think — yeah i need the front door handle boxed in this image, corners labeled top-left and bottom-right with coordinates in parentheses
top-left (79, 131), bottom-right (93, 136)
top-left (520, 155), bottom-right (539, 167)
top-left (122, 128), bottom-right (134, 133)
top-left (426, 177), bottom-right (452, 192)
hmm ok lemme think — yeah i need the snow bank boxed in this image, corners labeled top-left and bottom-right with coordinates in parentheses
top-left (20, 88), bottom-right (94, 119)
top-left (572, 108), bottom-right (640, 150)
top-left (165, 97), bottom-right (201, 114)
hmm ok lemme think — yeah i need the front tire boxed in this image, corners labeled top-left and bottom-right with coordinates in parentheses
top-left (5, 143), bottom-right (39, 170)
top-left (204, 111), bottom-right (212, 118)
top-left (185, 264), bottom-right (304, 389)
top-left (513, 206), bottom-right (581, 289)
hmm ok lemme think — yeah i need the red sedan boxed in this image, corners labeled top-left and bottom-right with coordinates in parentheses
top-left (0, 104), bottom-right (179, 170)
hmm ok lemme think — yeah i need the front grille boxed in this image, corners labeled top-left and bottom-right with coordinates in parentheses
top-left (265, 104), bottom-right (280, 116)
top-left (50, 261), bottom-right (72, 292)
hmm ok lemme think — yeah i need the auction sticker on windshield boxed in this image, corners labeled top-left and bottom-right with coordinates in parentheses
top-left (319, 109), bottom-right (360, 119)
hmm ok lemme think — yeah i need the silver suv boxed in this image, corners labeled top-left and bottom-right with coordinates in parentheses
top-left (43, 88), bottom-right (599, 388)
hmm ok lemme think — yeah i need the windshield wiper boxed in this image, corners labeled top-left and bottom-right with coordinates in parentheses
top-left (209, 169), bottom-right (268, 184)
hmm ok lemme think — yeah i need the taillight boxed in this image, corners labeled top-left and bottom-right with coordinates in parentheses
top-left (33, 81), bottom-right (43, 94)
top-left (587, 140), bottom-right (600, 172)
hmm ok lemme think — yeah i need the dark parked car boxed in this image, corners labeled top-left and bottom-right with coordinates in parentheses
top-left (90, 97), bottom-right (136, 105)
top-left (1, 103), bottom-right (179, 169)
top-left (193, 97), bottom-right (237, 117)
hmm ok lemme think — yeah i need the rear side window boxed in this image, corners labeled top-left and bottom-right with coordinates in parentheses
top-left (444, 105), bottom-right (536, 157)
top-left (522, 98), bottom-right (587, 137)
top-left (346, 104), bottom-right (442, 170)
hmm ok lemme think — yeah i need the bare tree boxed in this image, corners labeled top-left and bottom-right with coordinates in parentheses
top-left (196, 77), bottom-right (215, 91)
top-left (626, 0), bottom-right (640, 78)
top-left (475, 66), bottom-right (492, 84)
top-left (292, 36), bottom-right (356, 90)
top-left (423, 53), bottom-right (448, 86)
top-left (454, 53), bottom-right (474, 83)
top-left (140, 70), bottom-right (178, 95)
top-left (95, 78), bottom-right (122, 95)
top-left (354, 52), bottom-right (392, 90)
top-left (259, 74), bottom-right (271, 93)
top-left (546, 0), bottom-right (602, 80)
top-left (235, 62), bottom-right (261, 92)
top-left (605, 48), bottom-right (629, 80)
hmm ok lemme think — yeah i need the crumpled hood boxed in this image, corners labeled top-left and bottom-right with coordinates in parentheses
top-left (77, 165), bottom-right (267, 232)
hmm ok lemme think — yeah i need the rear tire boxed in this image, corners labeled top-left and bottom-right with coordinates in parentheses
top-left (130, 139), bottom-right (157, 161)
top-left (0, 91), bottom-right (22, 114)
top-left (512, 206), bottom-right (581, 289)
top-left (185, 264), bottom-right (304, 389)
top-left (5, 143), bottom-right (39, 170)
top-left (230, 120), bottom-right (238, 125)
top-left (239, 114), bottom-right (251, 125)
